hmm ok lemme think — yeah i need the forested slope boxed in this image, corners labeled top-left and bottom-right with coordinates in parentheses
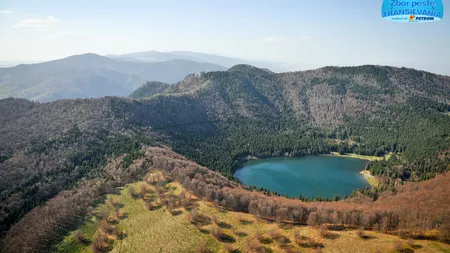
top-left (0, 65), bottom-right (449, 251)
top-left (2, 146), bottom-right (449, 252)
top-left (0, 97), bottom-right (160, 235)
top-left (129, 81), bottom-right (170, 98)
top-left (115, 65), bottom-right (450, 179)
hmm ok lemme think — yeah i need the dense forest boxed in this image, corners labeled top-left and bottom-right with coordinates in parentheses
top-left (0, 65), bottom-right (449, 252)
top-left (142, 66), bottom-right (450, 182)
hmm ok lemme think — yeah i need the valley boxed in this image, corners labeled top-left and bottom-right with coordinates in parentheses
top-left (1, 2), bottom-right (449, 252)
top-left (0, 65), bottom-right (449, 252)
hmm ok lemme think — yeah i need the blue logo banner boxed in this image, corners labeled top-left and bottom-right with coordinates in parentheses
top-left (382, 0), bottom-right (444, 22)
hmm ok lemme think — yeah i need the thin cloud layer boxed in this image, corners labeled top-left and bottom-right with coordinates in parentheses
top-left (13, 16), bottom-right (59, 31)
top-left (260, 36), bottom-right (311, 43)
top-left (0, 10), bottom-right (13, 14)
top-left (58, 31), bottom-right (86, 36)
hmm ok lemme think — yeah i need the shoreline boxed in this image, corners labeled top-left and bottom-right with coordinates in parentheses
top-left (328, 152), bottom-right (384, 161)
top-left (328, 152), bottom-right (382, 188)
top-left (360, 170), bottom-right (379, 188)
top-left (236, 153), bottom-right (383, 188)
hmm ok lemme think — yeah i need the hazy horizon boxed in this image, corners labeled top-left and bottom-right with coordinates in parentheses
top-left (1, 0), bottom-right (449, 75)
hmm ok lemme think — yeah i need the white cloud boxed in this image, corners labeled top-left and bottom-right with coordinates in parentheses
top-left (58, 31), bottom-right (86, 36)
top-left (0, 10), bottom-right (12, 14)
top-left (259, 36), bottom-right (311, 43)
top-left (13, 16), bottom-right (59, 31)
top-left (260, 37), bottom-right (290, 43)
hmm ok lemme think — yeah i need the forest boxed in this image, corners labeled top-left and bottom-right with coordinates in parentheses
top-left (167, 95), bottom-right (450, 183)
top-left (2, 146), bottom-right (449, 252)
top-left (0, 65), bottom-right (449, 252)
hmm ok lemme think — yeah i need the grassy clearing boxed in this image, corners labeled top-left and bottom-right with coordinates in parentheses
top-left (331, 152), bottom-right (394, 162)
top-left (55, 172), bottom-right (218, 253)
top-left (54, 198), bottom-right (117, 253)
top-left (56, 170), bottom-right (450, 253)
top-left (384, 152), bottom-right (394, 161)
top-left (360, 170), bottom-right (380, 188)
top-left (108, 182), bottom-right (217, 253)
top-left (197, 203), bottom-right (450, 253)
top-left (330, 152), bottom-right (384, 161)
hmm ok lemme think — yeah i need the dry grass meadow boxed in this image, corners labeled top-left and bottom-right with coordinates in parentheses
top-left (55, 170), bottom-right (450, 253)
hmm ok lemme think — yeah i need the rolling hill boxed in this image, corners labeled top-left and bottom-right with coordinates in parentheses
top-left (116, 64), bottom-right (450, 178)
top-left (129, 81), bottom-right (170, 99)
top-left (54, 168), bottom-right (450, 253)
top-left (0, 54), bottom-right (226, 102)
top-left (109, 50), bottom-right (286, 72)
top-left (0, 65), bottom-right (449, 252)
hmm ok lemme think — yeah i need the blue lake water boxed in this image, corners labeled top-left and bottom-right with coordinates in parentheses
top-left (234, 156), bottom-right (369, 198)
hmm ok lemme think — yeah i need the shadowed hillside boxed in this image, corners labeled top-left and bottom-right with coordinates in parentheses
top-left (129, 81), bottom-right (170, 99)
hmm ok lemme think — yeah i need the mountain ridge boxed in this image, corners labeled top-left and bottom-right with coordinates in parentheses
top-left (129, 81), bottom-right (171, 98)
top-left (0, 53), bottom-right (227, 102)
top-left (109, 50), bottom-right (287, 72)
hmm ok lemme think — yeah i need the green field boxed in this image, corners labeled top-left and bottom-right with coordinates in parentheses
top-left (330, 152), bottom-right (391, 161)
top-left (56, 171), bottom-right (450, 253)
top-left (55, 174), bottom-right (218, 253)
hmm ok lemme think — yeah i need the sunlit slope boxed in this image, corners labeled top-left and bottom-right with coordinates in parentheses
top-left (57, 170), bottom-right (450, 253)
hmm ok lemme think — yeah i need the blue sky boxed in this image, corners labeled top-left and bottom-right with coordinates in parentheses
top-left (0, 0), bottom-right (449, 74)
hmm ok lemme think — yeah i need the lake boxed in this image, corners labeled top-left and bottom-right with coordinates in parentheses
top-left (234, 156), bottom-right (369, 198)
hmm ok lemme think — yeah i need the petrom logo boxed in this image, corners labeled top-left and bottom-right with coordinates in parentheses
top-left (382, 0), bottom-right (444, 22)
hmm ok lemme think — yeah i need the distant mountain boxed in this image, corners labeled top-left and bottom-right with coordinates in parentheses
top-left (129, 81), bottom-right (170, 99)
top-left (0, 53), bottom-right (226, 102)
top-left (0, 60), bottom-right (42, 68)
top-left (109, 50), bottom-right (286, 72)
